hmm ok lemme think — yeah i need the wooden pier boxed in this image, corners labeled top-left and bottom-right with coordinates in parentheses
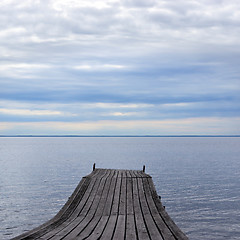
top-left (13, 166), bottom-right (188, 240)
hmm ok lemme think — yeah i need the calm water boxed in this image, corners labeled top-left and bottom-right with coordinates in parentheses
top-left (0, 137), bottom-right (239, 240)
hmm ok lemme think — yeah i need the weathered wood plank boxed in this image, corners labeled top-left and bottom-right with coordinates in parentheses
top-left (112, 215), bottom-right (125, 240)
top-left (142, 177), bottom-right (175, 240)
top-left (137, 177), bottom-right (164, 240)
top-left (75, 171), bottom-right (118, 239)
top-left (62, 170), bottom-right (115, 239)
top-left (83, 216), bottom-right (109, 240)
top-left (97, 173), bottom-right (122, 239)
top-left (132, 177), bottom-right (150, 240)
top-left (39, 177), bottom-right (99, 239)
top-left (146, 177), bottom-right (189, 240)
top-left (102, 171), bottom-right (119, 216)
top-left (111, 173), bottom-right (122, 215)
top-left (39, 169), bottom-right (108, 239)
top-left (13, 175), bottom-right (91, 240)
top-left (48, 170), bottom-right (112, 240)
top-left (125, 215), bottom-right (137, 240)
top-left (118, 171), bottom-right (127, 216)
top-left (126, 177), bottom-right (134, 215)
top-left (96, 215), bottom-right (117, 240)
top-left (125, 177), bottom-right (137, 240)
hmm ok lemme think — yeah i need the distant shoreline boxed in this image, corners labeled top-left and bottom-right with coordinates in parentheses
top-left (0, 135), bottom-right (239, 137)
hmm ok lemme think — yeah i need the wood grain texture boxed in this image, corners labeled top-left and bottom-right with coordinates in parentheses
top-left (12, 168), bottom-right (188, 240)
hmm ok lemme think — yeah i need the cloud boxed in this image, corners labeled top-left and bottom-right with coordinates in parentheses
top-left (1, 117), bottom-right (239, 135)
top-left (104, 112), bottom-right (144, 117)
top-left (0, 108), bottom-right (63, 116)
top-left (0, 63), bottom-right (50, 71)
top-left (73, 64), bottom-right (126, 71)
top-left (91, 103), bottom-right (153, 109)
top-left (0, 0), bottom-right (240, 134)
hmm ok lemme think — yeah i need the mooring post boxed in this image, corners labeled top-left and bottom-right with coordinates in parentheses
top-left (143, 165), bottom-right (145, 173)
top-left (93, 163), bottom-right (96, 171)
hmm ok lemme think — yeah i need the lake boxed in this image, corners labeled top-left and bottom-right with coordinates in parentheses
top-left (0, 137), bottom-right (239, 239)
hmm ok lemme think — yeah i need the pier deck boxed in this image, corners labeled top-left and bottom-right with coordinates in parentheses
top-left (13, 167), bottom-right (188, 240)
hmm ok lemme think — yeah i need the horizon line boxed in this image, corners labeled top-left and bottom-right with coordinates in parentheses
top-left (0, 135), bottom-right (240, 137)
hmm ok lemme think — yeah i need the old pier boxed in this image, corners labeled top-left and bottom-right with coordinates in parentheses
top-left (13, 165), bottom-right (188, 240)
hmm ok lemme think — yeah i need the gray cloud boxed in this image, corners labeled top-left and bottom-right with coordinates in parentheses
top-left (0, 0), bottom-right (240, 134)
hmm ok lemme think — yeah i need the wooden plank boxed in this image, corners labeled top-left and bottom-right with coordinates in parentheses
top-left (39, 169), bottom-right (107, 239)
top-left (42, 216), bottom-right (85, 240)
top-left (131, 170), bottom-right (141, 178)
top-left (146, 178), bottom-right (189, 240)
top-left (111, 172), bottom-right (122, 215)
top-left (125, 215), bottom-right (137, 240)
top-left (126, 177), bottom-right (134, 215)
top-left (132, 177), bottom-right (150, 240)
top-left (125, 170), bottom-right (132, 178)
top-left (142, 177), bottom-right (175, 240)
top-left (75, 170), bottom-right (118, 239)
top-left (98, 172), bottom-right (122, 239)
top-left (131, 170), bottom-right (140, 178)
top-left (92, 170), bottom-right (116, 216)
top-left (97, 215), bottom-right (118, 240)
top-left (42, 169), bottom-right (100, 234)
top-left (102, 171), bottom-right (119, 216)
top-left (137, 177), bottom-right (164, 240)
top-left (82, 216), bottom-right (109, 240)
top-left (112, 215), bottom-right (125, 240)
top-left (125, 177), bottom-right (137, 240)
top-left (49, 170), bottom-right (112, 240)
top-left (118, 171), bottom-right (127, 215)
top-left (62, 170), bottom-right (116, 239)
top-left (136, 169), bottom-right (152, 178)
top-left (14, 176), bottom-right (91, 240)
top-left (78, 170), bottom-right (109, 216)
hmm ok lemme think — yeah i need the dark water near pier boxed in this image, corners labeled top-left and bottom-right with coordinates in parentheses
top-left (0, 137), bottom-right (239, 239)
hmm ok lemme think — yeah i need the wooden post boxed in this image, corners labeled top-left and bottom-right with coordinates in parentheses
top-left (142, 165), bottom-right (145, 173)
top-left (93, 163), bottom-right (96, 171)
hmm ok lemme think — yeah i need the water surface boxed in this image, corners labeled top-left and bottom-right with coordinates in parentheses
top-left (0, 137), bottom-right (239, 239)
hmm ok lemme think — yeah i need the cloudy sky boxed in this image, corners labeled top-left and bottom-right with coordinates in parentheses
top-left (0, 0), bottom-right (240, 135)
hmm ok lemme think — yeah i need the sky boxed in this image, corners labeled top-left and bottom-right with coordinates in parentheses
top-left (0, 0), bottom-right (240, 135)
